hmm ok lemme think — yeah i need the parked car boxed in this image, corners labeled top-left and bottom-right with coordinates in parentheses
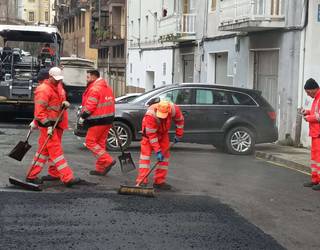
top-left (115, 93), bottom-right (142, 103)
top-left (74, 83), bottom-right (278, 155)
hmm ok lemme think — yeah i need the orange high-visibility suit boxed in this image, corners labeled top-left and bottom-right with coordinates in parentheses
top-left (27, 79), bottom-right (74, 183)
top-left (80, 78), bottom-right (115, 173)
top-left (304, 89), bottom-right (320, 184)
top-left (136, 103), bottom-right (184, 185)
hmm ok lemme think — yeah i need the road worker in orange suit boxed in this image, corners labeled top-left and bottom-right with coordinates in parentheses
top-left (26, 67), bottom-right (80, 187)
top-left (302, 78), bottom-right (320, 191)
top-left (78, 70), bottom-right (116, 176)
top-left (136, 100), bottom-right (184, 190)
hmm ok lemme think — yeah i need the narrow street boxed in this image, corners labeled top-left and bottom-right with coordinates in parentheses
top-left (0, 113), bottom-right (319, 249)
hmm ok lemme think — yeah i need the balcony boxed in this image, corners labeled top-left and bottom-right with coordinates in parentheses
top-left (91, 24), bottom-right (125, 48)
top-left (219, 0), bottom-right (285, 32)
top-left (158, 13), bottom-right (196, 42)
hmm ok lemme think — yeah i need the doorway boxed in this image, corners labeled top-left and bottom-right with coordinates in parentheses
top-left (145, 71), bottom-right (155, 91)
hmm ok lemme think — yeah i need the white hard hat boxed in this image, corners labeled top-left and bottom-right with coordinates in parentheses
top-left (49, 67), bottom-right (63, 81)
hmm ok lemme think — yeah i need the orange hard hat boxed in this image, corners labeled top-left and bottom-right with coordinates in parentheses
top-left (156, 100), bottom-right (171, 119)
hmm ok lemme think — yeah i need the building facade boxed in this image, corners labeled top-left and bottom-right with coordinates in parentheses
top-left (127, 0), bottom-right (204, 92)
top-left (90, 0), bottom-right (126, 96)
top-left (127, 0), bottom-right (312, 144)
top-left (54, 0), bottom-right (98, 61)
top-left (0, 0), bottom-right (24, 24)
top-left (22, 0), bottom-right (52, 24)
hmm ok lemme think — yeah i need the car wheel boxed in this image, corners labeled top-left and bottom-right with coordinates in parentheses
top-left (107, 122), bottom-right (132, 151)
top-left (225, 126), bottom-right (255, 155)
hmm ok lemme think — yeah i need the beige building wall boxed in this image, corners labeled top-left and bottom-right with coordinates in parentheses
top-left (23, 0), bottom-right (51, 24)
top-left (61, 10), bottom-right (97, 62)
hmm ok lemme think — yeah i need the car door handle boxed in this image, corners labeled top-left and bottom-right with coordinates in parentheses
top-left (224, 111), bottom-right (230, 115)
top-left (182, 111), bottom-right (189, 117)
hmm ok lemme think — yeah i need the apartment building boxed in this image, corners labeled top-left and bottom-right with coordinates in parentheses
top-left (90, 0), bottom-right (126, 96)
top-left (54, 0), bottom-right (97, 61)
top-left (0, 0), bottom-right (24, 24)
top-left (127, 0), bottom-right (206, 92)
top-left (23, 0), bottom-right (53, 24)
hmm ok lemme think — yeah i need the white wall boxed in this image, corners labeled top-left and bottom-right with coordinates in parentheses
top-left (127, 49), bottom-right (173, 89)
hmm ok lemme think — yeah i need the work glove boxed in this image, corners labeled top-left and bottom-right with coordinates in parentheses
top-left (174, 135), bottom-right (181, 144)
top-left (47, 126), bottom-right (53, 137)
top-left (156, 151), bottom-right (164, 162)
top-left (29, 120), bottom-right (37, 130)
top-left (62, 101), bottom-right (70, 109)
top-left (304, 115), bottom-right (313, 122)
top-left (78, 117), bottom-right (85, 125)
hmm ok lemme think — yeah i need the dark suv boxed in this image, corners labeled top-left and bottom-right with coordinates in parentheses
top-left (74, 83), bottom-right (278, 155)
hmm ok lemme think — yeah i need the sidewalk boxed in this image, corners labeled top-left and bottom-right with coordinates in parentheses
top-left (255, 143), bottom-right (310, 174)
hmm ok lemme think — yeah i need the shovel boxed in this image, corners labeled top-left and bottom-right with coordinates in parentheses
top-left (8, 108), bottom-right (66, 191)
top-left (112, 124), bottom-right (136, 174)
top-left (8, 129), bottom-right (32, 161)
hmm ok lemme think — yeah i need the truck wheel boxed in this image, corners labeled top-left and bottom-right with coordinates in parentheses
top-left (225, 126), bottom-right (255, 155)
top-left (107, 122), bottom-right (132, 151)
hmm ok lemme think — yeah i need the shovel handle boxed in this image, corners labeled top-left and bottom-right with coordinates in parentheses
top-left (25, 107), bottom-right (66, 177)
top-left (25, 129), bottom-right (32, 142)
top-left (112, 123), bottom-right (125, 153)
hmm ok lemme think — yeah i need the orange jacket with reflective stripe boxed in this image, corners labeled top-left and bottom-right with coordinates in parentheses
top-left (142, 103), bottom-right (184, 152)
top-left (81, 78), bottom-right (115, 127)
top-left (305, 90), bottom-right (320, 137)
top-left (34, 79), bottom-right (66, 128)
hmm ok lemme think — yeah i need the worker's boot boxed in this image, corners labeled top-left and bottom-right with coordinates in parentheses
top-left (90, 160), bottom-right (116, 176)
top-left (312, 184), bottom-right (320, 191)
top-left (26, 177), bottom-right (43, 185)
top-left (64, 177), bottom-right (82, 188)
top-left (153, 182), bottom-right (172, 190)
top-left (303, 181), bottom-right (318, 187)
top-left (41, 175), bottom-right (59, 181)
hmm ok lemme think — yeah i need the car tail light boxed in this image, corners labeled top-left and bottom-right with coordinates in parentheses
top-left (268, 111), bottom-right (276, 121)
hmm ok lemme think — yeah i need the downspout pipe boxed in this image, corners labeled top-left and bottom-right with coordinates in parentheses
top-left (295, 0), bottom-right (309, 146)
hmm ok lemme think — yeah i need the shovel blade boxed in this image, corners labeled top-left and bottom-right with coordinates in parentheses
top-left (8, 141), bottom-right (31, 161)
top-left (118, 152), bottom-right (136, 173)
top-left (9, 176), bottom-right (42, 191)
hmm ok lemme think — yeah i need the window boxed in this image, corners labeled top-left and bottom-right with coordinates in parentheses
top-left (101, 11), bottom-right (109, 30)
top-left (159, 88), bottom-right (193, 105)
top-left (163, 63), bottom-right (166, 76)
top-left (230, 92), bottom-right (256, 106)
top-left (196, 89), bottom-right (231, 105)
top-left (145, 15), bottom-right (149, 39)
top-left (82, 13), bottom-right (85, 27)
top-left (45, 11), bottom-right (49, 22)
top-left (196, 89), bottom-right (213, 105)
top-left (120, 44), bottom-right (124, 58)
top-left (211, 0), bottom-right (216, 11)
top-left (130, 63), bottom-right (133, 74)
top-left (29, 12), bottom-right (34, 22)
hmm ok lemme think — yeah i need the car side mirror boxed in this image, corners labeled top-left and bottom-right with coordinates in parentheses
top-left (146, 97), bottom-right (160, 106)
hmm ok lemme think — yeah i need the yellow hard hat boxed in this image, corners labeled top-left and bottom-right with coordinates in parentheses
top-left (156, 100), bottom-right (171, 119)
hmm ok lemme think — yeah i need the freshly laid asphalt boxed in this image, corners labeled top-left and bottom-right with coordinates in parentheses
top-left (0, 192), bottom-right (284, 250)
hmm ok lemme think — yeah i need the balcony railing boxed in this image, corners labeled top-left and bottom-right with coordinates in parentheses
top-left (219, 0), bottom-right (285, 31)
top-left (159, 13), bottom-right (196, 42)
top-left (91, 24), bottom-right (125, 47)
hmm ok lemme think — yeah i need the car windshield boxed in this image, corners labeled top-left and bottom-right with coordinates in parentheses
top-left (129, 86), bottom-right (168, 103)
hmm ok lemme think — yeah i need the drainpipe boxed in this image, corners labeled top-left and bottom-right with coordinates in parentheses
top-left (295, 0), bottom-right (309, 146)
top-left (172, 47), bottom-right (175, 84)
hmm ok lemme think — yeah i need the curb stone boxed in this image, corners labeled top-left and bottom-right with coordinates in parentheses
top-left (255, 151), bottom-right (310, 174)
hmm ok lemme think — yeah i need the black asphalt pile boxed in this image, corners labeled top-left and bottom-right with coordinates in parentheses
top-left (0, 192), bottom-right (284, 250)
